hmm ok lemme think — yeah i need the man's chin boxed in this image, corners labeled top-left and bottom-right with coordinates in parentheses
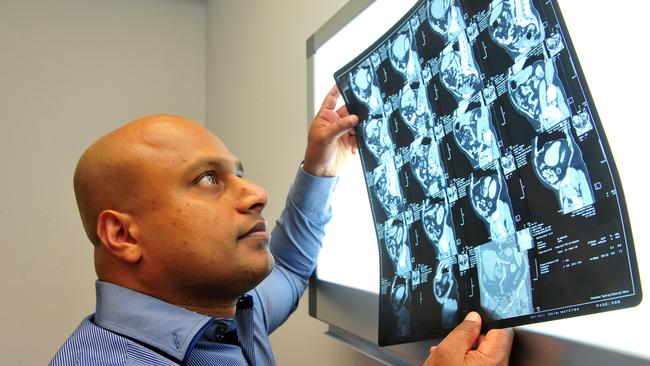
top-left (253, 251), bottom-right (275, 282)
top-left (264, 252), bottom-right (275, 276)
top-left (238, 253), bottom-right (275, 295)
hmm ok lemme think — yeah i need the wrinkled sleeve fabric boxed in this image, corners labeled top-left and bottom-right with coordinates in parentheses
top-left (253, 167), bottom-right (337, 334)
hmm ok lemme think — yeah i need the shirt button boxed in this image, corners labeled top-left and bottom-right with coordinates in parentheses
top-left (215, 321), bottom-right (228, 335)
top-left (237, 294), bottom-right (253, 309)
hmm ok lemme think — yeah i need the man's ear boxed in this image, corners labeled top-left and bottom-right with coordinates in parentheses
top-left (96, 210), bottom-right (142, 263)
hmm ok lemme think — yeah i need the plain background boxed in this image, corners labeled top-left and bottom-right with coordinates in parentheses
top-left (0, 0), bottom-right (382, 364)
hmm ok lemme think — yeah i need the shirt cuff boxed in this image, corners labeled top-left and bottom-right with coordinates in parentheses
top-left (289, 166), bottom-right (339, 217)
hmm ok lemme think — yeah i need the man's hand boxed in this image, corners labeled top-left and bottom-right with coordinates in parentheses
top-left (423, 312), bottom-right (514, 366)
top-left (303, 85), bottom-right (359, 177)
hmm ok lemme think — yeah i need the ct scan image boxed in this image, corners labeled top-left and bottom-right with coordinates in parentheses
top-left (389, 27), bottom-right (422, 83)
top-left (410, 136), bottom-right (446, 197)
top-left (469, 167), bottom-right (516, 243)
top-left (422, 196), bottom-right (457, 259)
top-left (508, 56), bottom-right (572, 133)
top-left (400, 84), bottom-right (436, 137)
top-left (372, 158), bottom-right (406, 217)
top-left (453, 105), bottom-right (501, 169)
top-left (428, 0), bottom-right (466, 44)
top-left (364, 116), bottom-right (395, 163)
top-left (488, 0), bottom-right (546, 61)
top-left (439, 33), bottom-right (483, 103)
top-left (475, 238), bottom-right (534, 320)
top-left (532, 127), bottom-right (594, 214)
top-left (335, 0), bottom-right (641, 346)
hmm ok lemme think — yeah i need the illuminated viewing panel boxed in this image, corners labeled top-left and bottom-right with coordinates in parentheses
top-left (315, 1), bottom-right (419, 295)
top-left (332, 0), bottom-right (642, 346)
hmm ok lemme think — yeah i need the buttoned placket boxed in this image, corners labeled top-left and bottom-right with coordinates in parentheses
top-left (235, 294), bottom-right (255, 365)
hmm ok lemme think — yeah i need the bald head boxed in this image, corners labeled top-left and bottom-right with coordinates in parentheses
top-left (73, 114), bottom-right (272, 312)
top-left (73, 115), bottom-right (213, 246)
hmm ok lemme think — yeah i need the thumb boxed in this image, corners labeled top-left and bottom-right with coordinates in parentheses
top-left (328, 113), bottom-right (359, 141)
top-left (436, 312), bottom-right (482, 355)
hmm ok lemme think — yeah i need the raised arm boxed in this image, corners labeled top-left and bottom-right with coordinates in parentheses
top-left (254, 86), bottom-right (358, 332)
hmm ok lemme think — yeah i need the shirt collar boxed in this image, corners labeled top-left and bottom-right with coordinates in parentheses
top-left (93, 280), bottom-right (213, 362)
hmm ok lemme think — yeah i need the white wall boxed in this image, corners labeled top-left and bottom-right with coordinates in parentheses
top-left (205, 1), bottom-right (383, 365)
top-left (0, 0), bottom-right (205, 364)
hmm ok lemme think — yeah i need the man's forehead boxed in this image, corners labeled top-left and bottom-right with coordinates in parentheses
top-left (128, 118), bottom-right (227, 156)
top-left (106, 115), bottom-right (237, 172)
top-left (136, 118), bottom-right (220, 147)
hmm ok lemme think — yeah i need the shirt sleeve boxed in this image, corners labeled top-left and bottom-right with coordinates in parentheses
top-left (253, 166), bottom-right (338, 334)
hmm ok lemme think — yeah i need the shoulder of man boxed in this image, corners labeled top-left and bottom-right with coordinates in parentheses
top-left (49, 316), bottom-right (177, 366)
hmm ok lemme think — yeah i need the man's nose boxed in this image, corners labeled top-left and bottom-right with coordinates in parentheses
top-left (236, 178), bottom-right (268, 214)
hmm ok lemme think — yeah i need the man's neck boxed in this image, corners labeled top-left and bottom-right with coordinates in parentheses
top-left (179, 301), bottom-right (238, 318)
top-left (97, 276), bottom-right (240, 318)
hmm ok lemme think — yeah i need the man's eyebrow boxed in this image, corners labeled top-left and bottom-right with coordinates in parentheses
top-left (185, 157), bottom-right (244, 175)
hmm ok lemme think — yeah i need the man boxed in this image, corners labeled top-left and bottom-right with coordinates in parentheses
top-left (51, 87), bottom-right (513, 365)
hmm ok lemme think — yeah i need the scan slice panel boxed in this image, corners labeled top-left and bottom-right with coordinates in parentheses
top-left (334, 0), bottom-right (642, 346)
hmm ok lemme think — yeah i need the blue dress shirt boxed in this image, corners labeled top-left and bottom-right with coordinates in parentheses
top-left (50, 168), bottom-right (337, 366)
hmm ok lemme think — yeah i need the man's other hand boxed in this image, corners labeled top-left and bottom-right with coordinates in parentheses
top-left (423, 312), bottom-right (514, 366)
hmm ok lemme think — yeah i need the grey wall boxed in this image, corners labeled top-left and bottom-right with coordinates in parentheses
top-left (205, 1), bottom-right (382, 365)
top-left (0, 0), bottom-right (205, 364)
top-left (1, 0), bottom-right (390, 364)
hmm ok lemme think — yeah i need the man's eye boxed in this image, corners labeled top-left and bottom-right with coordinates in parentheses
top-left (197, 172), bottom-right (219, 186)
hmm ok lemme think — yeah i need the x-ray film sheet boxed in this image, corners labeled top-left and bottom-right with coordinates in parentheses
top-left (334, 0), bottom-right (642, 346)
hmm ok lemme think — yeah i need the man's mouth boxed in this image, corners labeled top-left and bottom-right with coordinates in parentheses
top-left (239, 221), bottom-right (271, 241)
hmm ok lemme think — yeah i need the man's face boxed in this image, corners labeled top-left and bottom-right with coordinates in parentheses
top-left (131, 121), bottom-right (271, 301)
